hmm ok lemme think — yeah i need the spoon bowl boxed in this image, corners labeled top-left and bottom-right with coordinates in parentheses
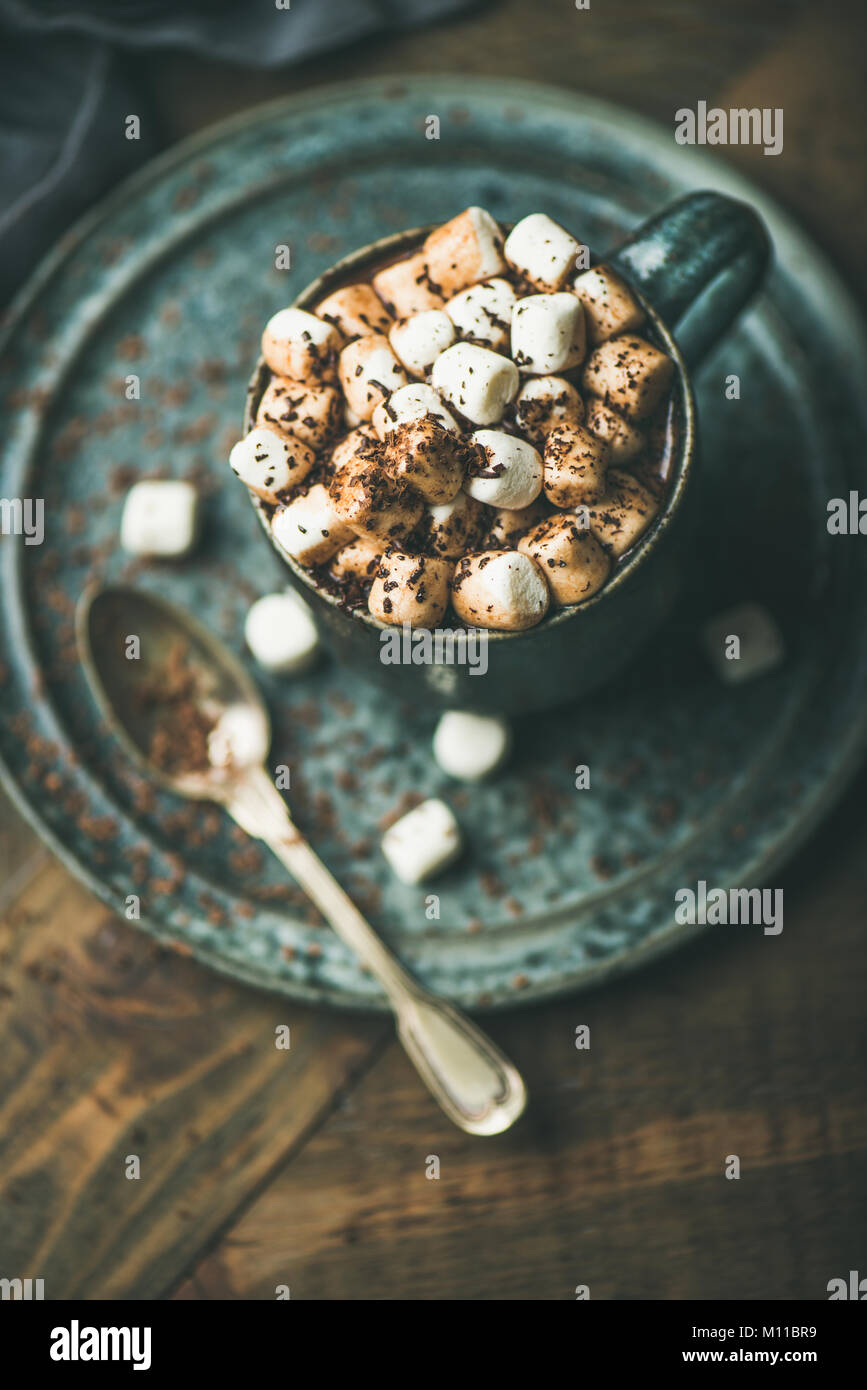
top-left (76, 584), bottom-right (270, 798)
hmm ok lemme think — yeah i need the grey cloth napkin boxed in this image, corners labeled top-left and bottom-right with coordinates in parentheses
top-left (0, 0), bottom-right (480, 306)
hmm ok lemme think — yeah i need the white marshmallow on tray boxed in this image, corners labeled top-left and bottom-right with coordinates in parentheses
top-left (381, 798), bottom-right (463, 884)
top-left (511, 292), bottom-right (586, 374)
top-left (271, 484), bottom-right (353, 566)
top-left (433, 711), bottom-right (512, 782)
top-left (423, 207), bottom-right (507, 296)
top-left (430, 342), bottom-right (519, 426)
top-left (701, 602), bottom-right (785, 685)
top-left (372, 382), bottom-right (458, 438)
top-left (451, 550), bottom-right (550, 631)
top-left (444, 278), bottom-right (516, 352)
top-left (120, 479), bottom-right (200, 558)
top-left (244, 592), bottom-right (320, 676)
top-left (230, 426), bottom-right (315, 504)
top-left (504, 213), bottom-right (584, 291)
top-left (208, 703), bottom-right (270, 771)
top-left (388, 310), bottom-right (456, 377)
top-left (465, 429), bottom-right (543, 510)
top-left (261, 307), bottom-right (341, 381)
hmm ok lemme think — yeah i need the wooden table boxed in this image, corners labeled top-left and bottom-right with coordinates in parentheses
top-left (2, 0), bottom-right (865, 1300)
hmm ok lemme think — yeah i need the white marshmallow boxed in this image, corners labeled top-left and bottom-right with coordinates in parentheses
top-left (388, 310), bottom-right (455, 377)
top-left (372, 382), bottom-right (458, 438)
top-left (584, 400), bottom-right (645, 465)
top-left (511, 293), bottom-right (586, 375)
top-left (271, 484), bottom-right (353, 566)
top-left (229, 426), bottom-right (314, 504)
top-left (244, 592), bottom-right (320, 675)
top-left (466, 429), bottom-right (543, 510)
top-left (444, 278), bottom-right (516, 351)
top-left (514, 375), bottom-right (584, 444)
top-left (451, 550), bottom-right (550, 631)
top-left (381, 798), bottom-right (463, 884)
top-left (424, 207), bottom-right (506, 295)
top-left (208, 703), bottom-right (270, 770)
top-left (423, 490), bottom-right (484, 559)
top-left (433, 711), bottom-right (512, 782)
top-left (262, 308), bottom-right (340, 381)
top-left (572, 264), bottom-right (644, 344)
top-left (431, 342), bottom-right (519, 426)
top-left (120, 480), bottom-right (199, 558)
top-left (701, 602), bottom-right (785, 686)
top-left (504, 213), bottom-right (582, 291)
top-left (338, 334), bottom-right (408, 421)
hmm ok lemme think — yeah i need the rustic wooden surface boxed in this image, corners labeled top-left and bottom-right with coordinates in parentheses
top-left (2, 0), bottom-right (866, 1300)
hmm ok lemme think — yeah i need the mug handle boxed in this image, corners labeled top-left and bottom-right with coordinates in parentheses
top-left (607, 190), bottom-right (771, 368)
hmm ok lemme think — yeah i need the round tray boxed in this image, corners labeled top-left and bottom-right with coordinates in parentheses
top-left (1, 76), bottom-right (866, 1010)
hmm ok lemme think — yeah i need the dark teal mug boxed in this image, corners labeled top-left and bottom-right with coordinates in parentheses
top-left (244, 191), bottom-right (770, 714)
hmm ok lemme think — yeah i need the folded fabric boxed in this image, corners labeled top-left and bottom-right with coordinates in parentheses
top-left (0, 0), bottom-right (477, 67)
top-left (0, 0), bottom-right (481, 306)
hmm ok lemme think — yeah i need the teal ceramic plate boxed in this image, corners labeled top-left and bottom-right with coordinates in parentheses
top-left (1, 77), bottom-right (866, 1010)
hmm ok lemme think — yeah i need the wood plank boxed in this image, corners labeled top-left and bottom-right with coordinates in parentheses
top-left (144, 0), bottom-right (810, 144)
top-left (0, 859), bottom-right (389, 1299)
top-left (720, 10), bottom-right (867, 300)
top-left (174, 767), bottom-right (867, 1300)
top-left (0, 788), bottom-right (47, 915)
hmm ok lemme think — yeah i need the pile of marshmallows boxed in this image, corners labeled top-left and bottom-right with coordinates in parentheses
top-left (230, 207), bottom-right (675, 633)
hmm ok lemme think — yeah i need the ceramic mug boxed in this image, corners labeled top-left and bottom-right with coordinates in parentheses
top-left (244, 191), bottom-right (770, 715)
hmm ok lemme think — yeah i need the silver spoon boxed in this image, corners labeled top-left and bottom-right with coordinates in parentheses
top-left (76, 585), bottom-right (527, 1136)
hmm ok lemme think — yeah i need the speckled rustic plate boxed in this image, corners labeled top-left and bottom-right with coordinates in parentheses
top-left (1, 77), bottom-right (866, 1010)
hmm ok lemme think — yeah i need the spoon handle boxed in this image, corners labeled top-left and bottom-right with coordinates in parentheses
top-left (226, 767), bottom-right (527, 1136)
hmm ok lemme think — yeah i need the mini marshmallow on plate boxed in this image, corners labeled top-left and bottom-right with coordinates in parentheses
top-left (230, 426), bottom-right (315, 504)
top-left (433, 711), bottom-right (512, 782)
top-left (388, 310), bottom-right (455, 378)
top-left (120, 479), bottom-right (200, 558)
top-left (381, 797), bottom-right (463, 884)
top-left (511, 293), bottom-right (586, 375)
top-left (208, 703), bottom-right (269, 771)
top-left (701, 602), bottom-right (785, 686)
top-left (466, 430), bottom-right (543, 510)
top-left (431, 342), bottom-right (519, 426)
top-left (504, 213), bottom-right (583, 291)
top-left (244, 591), bottom-right (320, 675)
top-left (372, 382), bottom-right (458, 438)
top-left (444, 278), bottom-right (517, 351)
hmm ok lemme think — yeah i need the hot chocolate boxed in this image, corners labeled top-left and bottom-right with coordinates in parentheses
top-left (230, 207), bottom-right (677, 633)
